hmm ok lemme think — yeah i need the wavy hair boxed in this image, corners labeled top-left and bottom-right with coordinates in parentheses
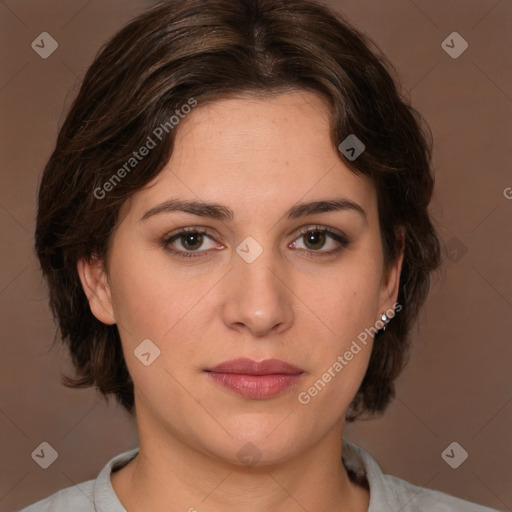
top-left (34, 0), bottom-right (441, 421)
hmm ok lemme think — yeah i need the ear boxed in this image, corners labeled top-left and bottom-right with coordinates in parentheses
top-left (76, 256), bottom-right (116, 325)
top-left (377, 228), bottom-right (405, 317)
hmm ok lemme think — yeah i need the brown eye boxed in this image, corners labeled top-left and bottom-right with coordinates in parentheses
top-left (303, 230), bottom-right (327, 250)
top-left (180, 232), bottom-right (204, 251)
top-left (162, 227), bottom-right (223, 259)
top-left (289, 226), bottom-right (349, 258)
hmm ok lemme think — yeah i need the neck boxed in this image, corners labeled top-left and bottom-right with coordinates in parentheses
top-left (111, 415), bottom-right (369, 512)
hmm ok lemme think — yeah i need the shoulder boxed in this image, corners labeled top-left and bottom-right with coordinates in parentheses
top-left (342, 439), bottom-right (502, 512)
top-left (17, 447), bottom-right (139, 512)
top-left (381, 473), bottom-right (502, 511)
top-left (16, 481), bottom-right (95, 512)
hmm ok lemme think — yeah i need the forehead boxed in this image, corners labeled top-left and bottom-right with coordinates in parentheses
top-left (120, 90), bottom-right (376, 224)
top-left (173, 90), bottom-right (333, 166)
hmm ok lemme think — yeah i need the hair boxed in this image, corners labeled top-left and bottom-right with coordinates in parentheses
top-left (34, 0), bottom-right (441, 421)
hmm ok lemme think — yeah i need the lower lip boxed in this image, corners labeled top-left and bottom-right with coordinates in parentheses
top-left (206, 372), bottom-right (303, 399)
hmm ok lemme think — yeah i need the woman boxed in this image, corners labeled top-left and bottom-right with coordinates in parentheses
top-left (21, 0), bottom-right (501, 510)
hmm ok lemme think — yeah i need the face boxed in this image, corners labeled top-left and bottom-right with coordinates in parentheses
top-left (78, 90), bottom-right (402, 466)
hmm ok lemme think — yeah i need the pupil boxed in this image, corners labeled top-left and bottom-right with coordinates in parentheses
top-left (305, 231), bottom-right (325, 250)
top-left (182, 233), bottom-right (202, 250)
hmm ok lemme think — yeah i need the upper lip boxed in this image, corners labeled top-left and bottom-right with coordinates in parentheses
top-left (206, 358), bottom-right (304, 375)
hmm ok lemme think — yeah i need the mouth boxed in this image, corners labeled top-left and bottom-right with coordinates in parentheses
top-left (204, 358), bottom-right (305, 399)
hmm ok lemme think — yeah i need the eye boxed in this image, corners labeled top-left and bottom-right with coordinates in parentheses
top-left (161, 225), bottom-right (349, 260)
top-left (162, 227), bottom-right (223, 259)
top-left (289, 225), bottom-right (348, 257)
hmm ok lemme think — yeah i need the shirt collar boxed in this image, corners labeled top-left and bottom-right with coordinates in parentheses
top-left (342, 438), bottom-right (398, 511)
top-left (93, 440), bottom-right (396, 512)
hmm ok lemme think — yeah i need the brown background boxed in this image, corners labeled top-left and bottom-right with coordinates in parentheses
top-left (0, 0), bottom-right (510, 510)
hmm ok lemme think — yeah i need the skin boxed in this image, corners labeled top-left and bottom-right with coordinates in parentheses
top-left (77, 90), bottom-right (403, 512)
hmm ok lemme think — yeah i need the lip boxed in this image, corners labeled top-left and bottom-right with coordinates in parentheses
top-left (205, 358), bottom-right (305, 399)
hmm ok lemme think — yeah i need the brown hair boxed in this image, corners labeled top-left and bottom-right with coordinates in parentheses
top-left (34, 0), bottom-right (440, 421)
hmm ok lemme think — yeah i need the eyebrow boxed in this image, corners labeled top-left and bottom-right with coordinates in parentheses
top-left (139, 198), bottom-right (367, 224)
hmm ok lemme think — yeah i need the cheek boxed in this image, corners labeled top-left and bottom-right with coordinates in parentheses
top-left (317, 259), bottom-right (383, 339)
top-left (296, 255), bottom-right (382, 405)
top-left (297, 287), bottom-right (377, 422)
top-left (107, 259), bottom-right (214, 414)
top-left (107, 251), bottom-right (222, 406)
top-left (108, 246), bottom-right (210, 342)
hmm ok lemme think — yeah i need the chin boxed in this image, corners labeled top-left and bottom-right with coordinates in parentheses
top-left (198, 417), bottom-right (310, 467)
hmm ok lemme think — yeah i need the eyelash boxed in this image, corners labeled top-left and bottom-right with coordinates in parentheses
top-left (161, 225), bottom-right (349, 260)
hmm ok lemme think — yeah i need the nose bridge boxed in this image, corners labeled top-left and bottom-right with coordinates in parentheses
top-left (223, 234), bottom-right (294, 335)
top-left (236, 230), bottom-right (288, 284)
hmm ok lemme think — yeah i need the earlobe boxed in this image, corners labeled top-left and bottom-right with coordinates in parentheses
top-left (76, 256), bottom-right (116, 325)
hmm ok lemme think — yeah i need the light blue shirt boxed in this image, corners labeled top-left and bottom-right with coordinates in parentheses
top-left (18, 440), bottom-right (502, 511)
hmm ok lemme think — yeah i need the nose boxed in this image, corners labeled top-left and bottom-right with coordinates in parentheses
top-left (221, 246), bottom-right (295, 338)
